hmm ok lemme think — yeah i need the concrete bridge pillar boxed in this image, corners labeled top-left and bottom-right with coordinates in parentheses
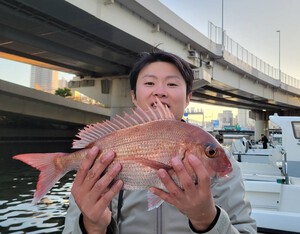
top-left (249, 110), bottom-right (269, 141)
top-left (69, 76), bottom-right (134, 118)
top-left (109, 77), bottom-right (134, 116)
top-left (254, 120), bottom-right (267, 142)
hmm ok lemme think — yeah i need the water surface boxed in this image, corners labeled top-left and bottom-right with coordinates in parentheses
top-left (0, 154), bottom-right (74, 233)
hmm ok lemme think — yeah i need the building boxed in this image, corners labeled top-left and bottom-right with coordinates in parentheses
top-left (30, 66), bottom-right (59, 93)
top-left (237, 109), bottom-right (255, 130)
top-left (59, 77), bottom-right (69, 88)
top-left (218, 110), bottom-right (233, 128)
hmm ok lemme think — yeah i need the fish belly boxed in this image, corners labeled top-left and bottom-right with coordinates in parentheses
top-left (94, 121), bottom-right (187, 190)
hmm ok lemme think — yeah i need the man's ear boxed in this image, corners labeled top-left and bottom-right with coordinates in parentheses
top-left (131, 90), bottom-right (137, 106)
top-left (185, 92), bottom-right (192, 107)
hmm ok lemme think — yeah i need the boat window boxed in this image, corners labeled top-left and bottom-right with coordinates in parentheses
top-left (292, 121), bottom-right (300, 139)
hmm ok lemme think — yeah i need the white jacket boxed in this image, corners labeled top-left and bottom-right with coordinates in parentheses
top-left (63, 155), bottom-right (257, 234)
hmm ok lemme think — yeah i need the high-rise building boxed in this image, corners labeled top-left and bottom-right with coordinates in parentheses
top-left (237, 109), bottom-right (248, 129)
top-left (59, 77), bottom-right (68, 88)
top-left (218, 110), bottom-right (233, 128)
top-left (30, 66), bottom-right (59, 93)
top-left (237, 109), bottom-right (255, 130)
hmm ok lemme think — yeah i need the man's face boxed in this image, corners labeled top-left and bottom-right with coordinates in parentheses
top-left (131, 61), bottom-right (192, 120)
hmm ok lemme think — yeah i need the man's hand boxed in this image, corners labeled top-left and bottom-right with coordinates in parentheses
top-left (150, 153), bottom-right (217, 231)
top-left (71, 146), bottom-right (123, 234)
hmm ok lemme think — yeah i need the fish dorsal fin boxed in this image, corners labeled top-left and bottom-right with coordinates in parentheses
top-left (72, 97), bottom-right (175, 149)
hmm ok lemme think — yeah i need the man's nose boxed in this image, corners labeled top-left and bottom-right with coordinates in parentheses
top-left (153, 86), bottom-right (167, 97)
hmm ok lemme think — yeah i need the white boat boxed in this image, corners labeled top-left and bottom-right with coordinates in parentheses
top-left (231, 137), bottom-right (278, 164)
top-left (231, 114), bottom-right (300, 233)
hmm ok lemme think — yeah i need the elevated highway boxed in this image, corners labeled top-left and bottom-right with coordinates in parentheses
top-left (1, 0), bottom-right (300, 137)
top-left (0, 79), bottom-right (110, 145)
top-left (0, 79), bottom-right (110, 125)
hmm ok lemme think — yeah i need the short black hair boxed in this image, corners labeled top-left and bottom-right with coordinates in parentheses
top-left (129, 49), bottom-right (194, 97)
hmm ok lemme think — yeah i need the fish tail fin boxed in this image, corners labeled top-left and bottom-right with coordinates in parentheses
top-left (13, 152), bottom-right (68, 204)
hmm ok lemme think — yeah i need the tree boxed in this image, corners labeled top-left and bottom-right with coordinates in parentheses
top-left (55, 87), bottom-right (72, 97)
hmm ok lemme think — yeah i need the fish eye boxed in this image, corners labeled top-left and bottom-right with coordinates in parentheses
top-left (205, 145), bottom-right (217, 158)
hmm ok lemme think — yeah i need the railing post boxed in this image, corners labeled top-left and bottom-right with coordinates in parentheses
top-left (281, 149), bottom-right (289, 184)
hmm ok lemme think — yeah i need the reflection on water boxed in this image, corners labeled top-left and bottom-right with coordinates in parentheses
top-left (0, 156), bottom-right (75, 233)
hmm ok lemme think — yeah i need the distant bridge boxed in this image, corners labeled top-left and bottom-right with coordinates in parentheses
top-left (0, 79), bottom-right (111, 145)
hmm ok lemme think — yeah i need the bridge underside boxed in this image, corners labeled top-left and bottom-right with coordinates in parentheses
top-left (0, 0), bottom-right (300, 114)
top-left (0, 0), bottom-right (152, 77)
top-left (0, 109), bottom-right (83, 140)
top-left (193, 80), bottom-right (300, 115)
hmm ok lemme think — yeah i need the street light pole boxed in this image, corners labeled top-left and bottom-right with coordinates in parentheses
top-left (276, 30), bottom-right (281, 82)
top-left (221, 0), bottom-right (224, 55)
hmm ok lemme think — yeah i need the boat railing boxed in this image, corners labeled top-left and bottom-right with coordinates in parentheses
top-left (233, 152), bottom-right (271, 163)
top-left (232, 149), bottom-right (290, 184)
top-left (281, 148), bottom-right (289, 184)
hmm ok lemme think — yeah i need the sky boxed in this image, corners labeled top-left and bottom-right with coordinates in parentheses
top-left (159, 0), bottom-right (300, 79)
top-left (1, 0), bottom-right (299, 119)
top-left (0, 58), bottom-right (73, 87)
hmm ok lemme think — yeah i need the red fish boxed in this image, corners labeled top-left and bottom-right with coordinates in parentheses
top-left (13, 98), bottom-right (232, 209)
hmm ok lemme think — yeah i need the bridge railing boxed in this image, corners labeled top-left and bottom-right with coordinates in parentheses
top-left (208, 22), bottom-right (300, 89)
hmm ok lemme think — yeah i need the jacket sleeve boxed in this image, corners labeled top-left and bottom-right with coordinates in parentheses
top-left (62, 195), bottom-right (84, 234)
top-left (200, 151), bottom-right (257, 233)
top-left (62, 195), bottom-right (117, 234)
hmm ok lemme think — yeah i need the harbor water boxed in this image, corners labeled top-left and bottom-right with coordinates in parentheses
top-left (0, 140), bottom-right (75, 233)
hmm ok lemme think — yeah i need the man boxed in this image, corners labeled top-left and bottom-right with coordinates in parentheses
top-left (261, 134), bottom-right (269, 149)
top-left (63, 50), bottom-right (256, 233)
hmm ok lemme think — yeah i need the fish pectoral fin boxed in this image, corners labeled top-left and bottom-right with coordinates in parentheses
top-left (134, 158), bottom-right (172, 171)
top-left (147, 191), bottom-right (164, 211)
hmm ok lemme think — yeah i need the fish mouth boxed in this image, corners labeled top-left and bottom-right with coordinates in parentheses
top-left (217, 166), bottom-right (233, 177)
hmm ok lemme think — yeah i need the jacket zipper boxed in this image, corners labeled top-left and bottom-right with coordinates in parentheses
top-left (156, 205), bottom-right (162, 234)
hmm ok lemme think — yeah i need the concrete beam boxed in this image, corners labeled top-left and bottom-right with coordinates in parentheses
top-left (69, 76), bottom-right (134, 116)
top-left (0, 80), bottom-right (110, 125)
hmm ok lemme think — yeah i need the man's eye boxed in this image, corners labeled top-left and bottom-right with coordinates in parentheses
top-left (145, 82), bottom-right (154, 86)
top-left (168, 83), bottom-right (178, 87)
